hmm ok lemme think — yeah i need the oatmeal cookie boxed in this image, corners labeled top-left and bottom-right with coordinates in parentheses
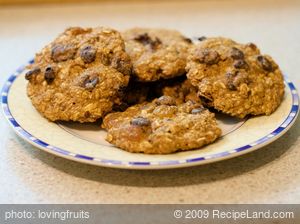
top-left (102, 96), bottom-right (221, 154)
top-left (26, 27), bottom-right (132, 122)
top-left (186, 37), bottom-right (284, 118)
top-left (122, 28), bottom-right (192, 81)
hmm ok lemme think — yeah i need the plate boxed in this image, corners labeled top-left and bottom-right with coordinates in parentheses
top-left (1, 60), bottom-right (299, 169)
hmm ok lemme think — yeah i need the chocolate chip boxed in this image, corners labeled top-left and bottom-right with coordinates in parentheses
top-left (226, 71), bottom-right (249, 90)
top-left (134, 33), bottom-right (152, 45)
top-left (183, 37), bottom-right (192, 43)
top-left (84, 111), bottom-right (91, 118)
top-left (150, 37), bottom-right (161, 50)
top-left (246, 42), bottom-right (257, 51)
top-left (80, 46), bottom-right (97, 63)
top-left (230, 47), bottom-right (244, 60)
top-left (134, 33), bottom-right (161, 50)
top-left (83, 76), bottom-right (99, 90)
top-left (51, 44), bottom-right (75, 62)
top-left (257, 55), bottom-right (273, 72)
top-left (44, 66), bottom-right (55, 84)
top-left (130, 117), bottom-right (151, 126)
top-left (155, 96), bottom-right (176, 106)
top-left (25, 67), bottom-right (40, 80)
top-left (233, 72), bottom-right (249, 87)
top-left (196, 49), bottom-right (220, 65)
top-left (191, 107), bottom-right (205, 114)
top-left (198, 36), bottom-right (207, 41)
top-left (156, 68), bottom-right (163, 74)
top-left (234, 59), bottom-right (248, 69)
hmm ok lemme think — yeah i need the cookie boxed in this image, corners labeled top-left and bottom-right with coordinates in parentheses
top-left (102, 96), bottom-right (221, 154)
top-left (122, 28), bottom-right (192, 82)
top-left (26, 27), bottom-right (132, 122)
top-left (186, 37), bottom-right (284, 118)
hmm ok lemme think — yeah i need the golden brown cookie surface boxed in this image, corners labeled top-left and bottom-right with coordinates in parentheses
top-left (122, 28), bottom-right (192, 82)
top-left (186, 37), bottom-right (284, 118)
top-left (102, 97), bottom-right (221, 154)
top-left (26, 27), bottom-right (132, 122)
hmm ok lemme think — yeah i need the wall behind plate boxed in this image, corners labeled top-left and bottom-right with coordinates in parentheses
top-left (0, 0), bottom-right (148, 5)
top-left (0, 0), bottom-right (192, 5)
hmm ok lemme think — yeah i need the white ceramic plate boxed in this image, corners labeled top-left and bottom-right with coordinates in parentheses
top-left (1, 61), bottom-right (299, 169)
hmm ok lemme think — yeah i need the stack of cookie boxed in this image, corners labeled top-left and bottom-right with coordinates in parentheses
top-left (25, 27), bottom-right (284, 154)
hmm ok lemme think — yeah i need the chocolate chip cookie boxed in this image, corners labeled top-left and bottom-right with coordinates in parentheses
top-left (102, 96), bottom-right (221, 154)
top-left (122, 28), bottom-right (192, 82)
top-left (26, 27), bottom-right (132, 122)
top-left (186, 37), bottom-right (285, 118)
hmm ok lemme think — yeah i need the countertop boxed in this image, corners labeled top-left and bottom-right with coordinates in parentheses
top-left (0, 0), bottom-right (299, 204)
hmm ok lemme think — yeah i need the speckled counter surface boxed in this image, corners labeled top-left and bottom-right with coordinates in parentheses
top-left (0, 0), bottom-right (300, 204)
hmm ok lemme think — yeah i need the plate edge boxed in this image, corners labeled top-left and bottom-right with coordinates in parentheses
top-left (1, 60), bottom-right (299, 170)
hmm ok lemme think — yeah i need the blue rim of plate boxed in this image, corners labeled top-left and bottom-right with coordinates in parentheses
top-left (1, 60), bottom-right (299, 169)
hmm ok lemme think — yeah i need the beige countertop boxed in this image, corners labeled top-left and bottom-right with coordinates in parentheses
top-left (0, 0), bottom-right (300, 204)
